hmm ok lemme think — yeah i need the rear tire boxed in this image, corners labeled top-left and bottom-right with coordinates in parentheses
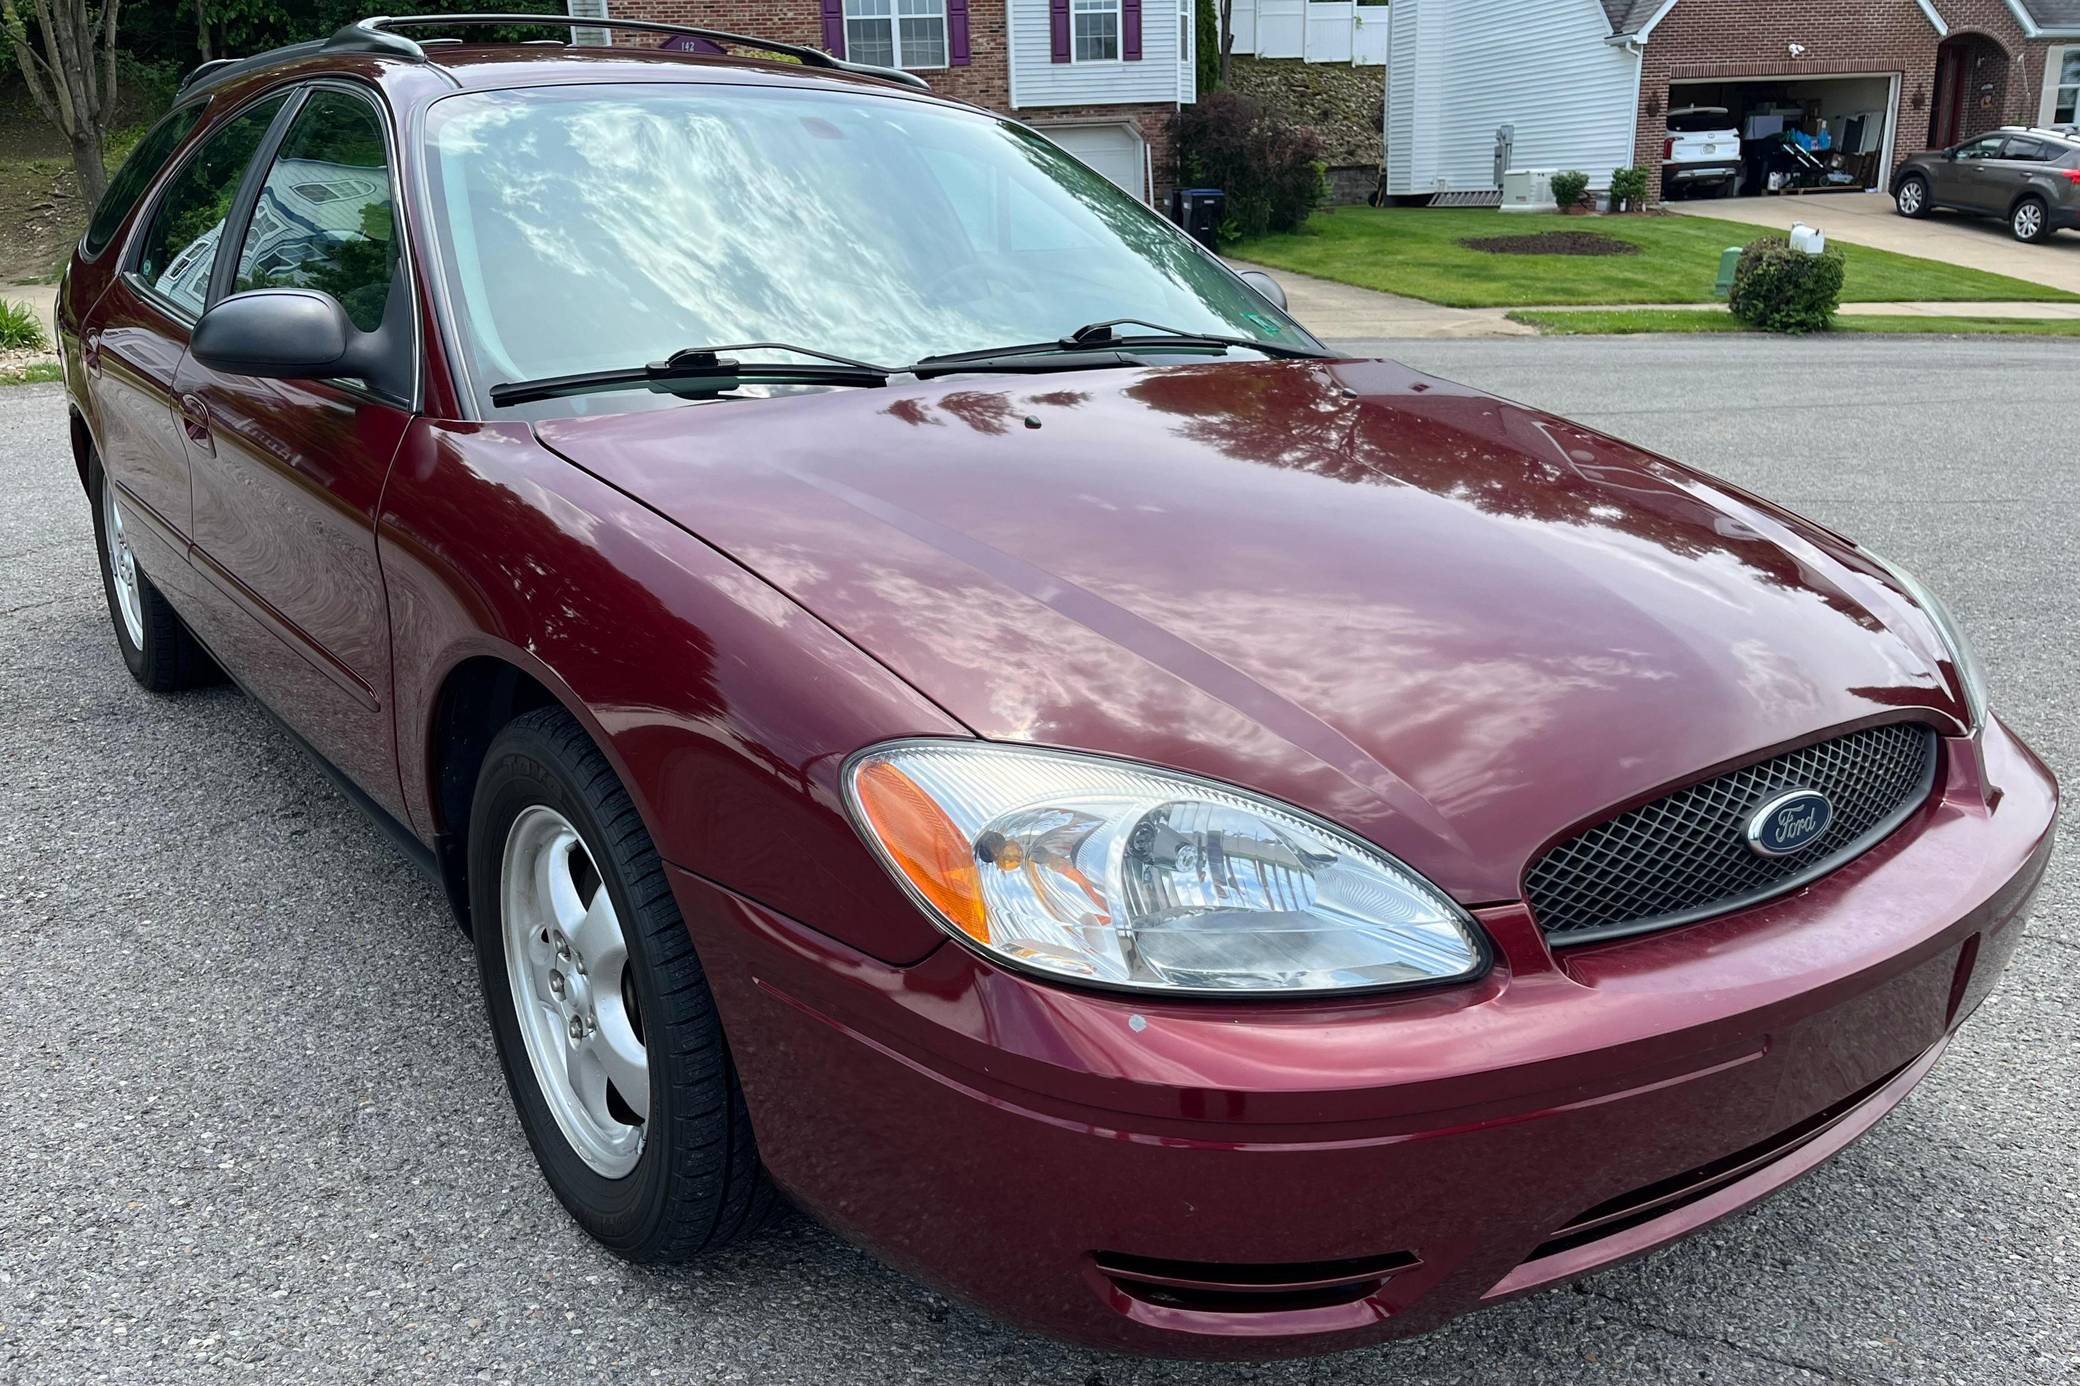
top-left (2011, 196), bottom-right (2051, 243)
top-left (469, 706), bottom-right (775, 1262)
top-left (91, 463), bottom-right (216, 693)
top-left (1895, 174), bottom-right (1930, 219)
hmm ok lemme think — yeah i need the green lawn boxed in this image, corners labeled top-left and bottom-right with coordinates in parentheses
top-left (1232, 208), bottom-right (2080, 308)
top-left (1507, 308), bottom-right (2080, 337)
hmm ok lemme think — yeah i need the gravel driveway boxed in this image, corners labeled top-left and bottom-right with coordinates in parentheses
top-left (1, 335), bottom-right (2074, 1385)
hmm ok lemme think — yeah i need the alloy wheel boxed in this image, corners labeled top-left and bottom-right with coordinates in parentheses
top-left (501, 805), bottom-right (649, 1177)
top-left (1897, 180), bottom-right (1924, 215)
top-left (101, 479), bottom-right (145, 649)
top-left (2015, 202), bottom-right (2045, 240)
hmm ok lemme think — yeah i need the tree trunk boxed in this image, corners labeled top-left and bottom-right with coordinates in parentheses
top-left (68, 123), bottom-right (107, 203)
top-left (1217, 0), bottom-right (1232, 84)
top-left (195, 0), bottom-right (210, 62)
top-left (2, 0), bottom-right (120, 205)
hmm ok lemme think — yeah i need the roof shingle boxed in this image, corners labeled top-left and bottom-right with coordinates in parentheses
top-left (2018, 0), bottom-right (2080, 29)
top-left (1600, 0), bottom-right (1665, 36)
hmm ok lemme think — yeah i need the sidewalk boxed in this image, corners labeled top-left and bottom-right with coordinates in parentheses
top-left (1671, 191), bottom-right (2080, 296)
top-left (1231, 262), bottom-right (2080, 338)
top-left (1228, 261), bottom-right (1538, 339)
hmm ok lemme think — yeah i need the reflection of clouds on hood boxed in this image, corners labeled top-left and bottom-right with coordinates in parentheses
top-left (428, 86), bottom-right (1295, 389)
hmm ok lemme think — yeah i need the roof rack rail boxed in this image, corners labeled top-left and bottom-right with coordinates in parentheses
top-left (325, 13), bottom-right (931, 91)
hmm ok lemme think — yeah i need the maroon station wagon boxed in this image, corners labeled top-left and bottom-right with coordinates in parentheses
top-left (55, 15), bottom-right (2056, 1360)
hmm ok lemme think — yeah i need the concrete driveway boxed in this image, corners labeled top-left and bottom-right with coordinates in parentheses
top-left (2, 339), bottom-right (2076, 1383)
top-left (1673, 190), bottom-right (2080, 295)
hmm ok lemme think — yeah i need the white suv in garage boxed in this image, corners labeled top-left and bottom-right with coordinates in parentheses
top-left (1663, 106), bottom-right (1743, 199)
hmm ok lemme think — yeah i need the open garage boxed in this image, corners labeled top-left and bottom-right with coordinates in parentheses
top-left (1667, 74), bottom-right (1899, 196)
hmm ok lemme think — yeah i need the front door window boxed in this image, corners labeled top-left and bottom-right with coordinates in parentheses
top-left (232, 88), bottom-right (400, 338)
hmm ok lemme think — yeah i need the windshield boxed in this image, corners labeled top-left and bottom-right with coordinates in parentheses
top-left (422, 83), bottom-right (1309, 414)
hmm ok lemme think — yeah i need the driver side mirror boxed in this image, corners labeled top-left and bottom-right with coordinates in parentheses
top-left (192, 288), bottom-right (401, 395)
top-left (1238, 269), bottom-right (1288, 312)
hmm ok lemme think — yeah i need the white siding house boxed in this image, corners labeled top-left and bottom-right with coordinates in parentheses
top-left (1008, 0), bottom-right (1193, 107)
top-left (1385, 0), bottom-right (1644, 195)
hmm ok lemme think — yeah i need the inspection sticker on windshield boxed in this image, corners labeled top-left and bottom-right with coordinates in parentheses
top-left (1244, 312), bottom-right (1283, 336)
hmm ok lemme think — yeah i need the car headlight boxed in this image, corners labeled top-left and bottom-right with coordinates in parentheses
top-left (844, 741), bottom-right (1487, 995)
top-left (1867, 552), bottom-right (1988, 731)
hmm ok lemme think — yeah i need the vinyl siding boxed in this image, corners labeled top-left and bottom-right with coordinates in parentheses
top-left (1387, 0), bottom-right (1639, 194)
top-left (1009, 0), bottom-right (1183, 107)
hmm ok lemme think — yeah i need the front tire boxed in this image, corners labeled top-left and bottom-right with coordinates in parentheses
top-left (91, 464), bottom-right (215, 692)
top-left (2011, 196), bottom-right (2051, 243)
top-left (1895, 174), bottom-right (1930, 218)
top-left (469, 706), bottom-right (773, 1262)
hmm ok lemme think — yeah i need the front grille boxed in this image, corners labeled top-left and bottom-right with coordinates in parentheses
top-left (1525, 722), bottom-right (1939, 944)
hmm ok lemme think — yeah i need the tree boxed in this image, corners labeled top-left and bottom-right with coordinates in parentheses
top-left (2, 0), bottom-right (120, 204)
top-left (1217, 0), bottom-right (1233, 85)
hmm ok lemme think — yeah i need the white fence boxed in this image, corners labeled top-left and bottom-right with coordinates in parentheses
top-left (1228, 0), bottom-right (1387, 65)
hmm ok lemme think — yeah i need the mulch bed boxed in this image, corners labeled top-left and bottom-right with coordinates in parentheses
top-left (1458, 232), bottom-right (1642, 257)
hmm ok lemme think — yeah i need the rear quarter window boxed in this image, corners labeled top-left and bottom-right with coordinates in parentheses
top-left (82, 104), bottom-right (205, 258)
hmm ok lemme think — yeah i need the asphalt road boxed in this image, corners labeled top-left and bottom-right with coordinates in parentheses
top-left (2, 335), bottom-right (2075, 1386)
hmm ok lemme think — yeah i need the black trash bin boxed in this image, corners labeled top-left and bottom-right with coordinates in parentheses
top-left (1170, 187), bottom-right (1225, 250)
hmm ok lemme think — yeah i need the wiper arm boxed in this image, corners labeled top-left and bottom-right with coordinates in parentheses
top-left (908, 318), bottom-right (1334, 378)
top-left (490, 343), bottom-right (893, 408)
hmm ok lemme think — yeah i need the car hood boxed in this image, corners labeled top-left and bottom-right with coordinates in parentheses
top-left (535, 357), bottom-right (1962, 903)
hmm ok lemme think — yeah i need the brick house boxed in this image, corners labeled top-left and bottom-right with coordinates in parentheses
top-left (1385, 0), bottom-right (2080, 202)
top-left (609, 0), bottom-right (1198, 202)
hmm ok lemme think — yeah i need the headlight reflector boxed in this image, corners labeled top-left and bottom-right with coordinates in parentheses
top-left (846, 742), bottom-right (1485, 995)
top-left (1868, 553), bottom-right (1988, 731)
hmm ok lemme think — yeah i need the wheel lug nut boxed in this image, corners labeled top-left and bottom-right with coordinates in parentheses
top-left (549, 972), bottom-right (566, 998)
top-left (568, 1016), bottom-right (585, 1041)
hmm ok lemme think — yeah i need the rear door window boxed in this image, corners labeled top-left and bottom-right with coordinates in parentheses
top-left (2002, 137), bottom-right (2062, 163)
top-left (84, 104), bottom-right (204, 258)
top-left (134, 95), bottom-right (289, 318)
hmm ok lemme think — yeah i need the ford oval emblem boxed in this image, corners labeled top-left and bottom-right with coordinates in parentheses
top-left (1745, 789), bottom-right (1833, 857)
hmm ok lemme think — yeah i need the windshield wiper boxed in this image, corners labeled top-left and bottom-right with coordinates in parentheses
top-left (489, 343), bottom-right (893, 408)
top-left (909, 318), bottom-right (1334, 378)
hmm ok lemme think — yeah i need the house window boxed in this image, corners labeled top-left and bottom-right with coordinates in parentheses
top-left (2056, 47), bottom-right (2080, 125)
top-left (845, 0), bottom-right (946, 69)
top-left (1072, 0), bottom-right (1121, 62)
top-left (1177, 0), bottom-right (1190, 66)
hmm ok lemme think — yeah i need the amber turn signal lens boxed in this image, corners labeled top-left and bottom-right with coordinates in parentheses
top-left (852, 759), bottom-right (989, 941)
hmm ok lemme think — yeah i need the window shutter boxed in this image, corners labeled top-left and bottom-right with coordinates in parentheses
top-left (1051, 0), bottom-right (1070, 62)
top-left (1123, 0), bottom-right (1142, 60)
top-left (949, 0), bottom-right (971, 64)
top-left (821, 0), bottom-right (846, 57)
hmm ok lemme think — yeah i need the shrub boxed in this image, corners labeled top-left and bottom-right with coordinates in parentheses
top-left (1195, 0), bottom-right (1220, 97)
top-left (1550, 170), bottom-right (1591, 211)
top-left (1608, 165), bottom-right (1649, 211)
top-left (0, 300), bottom-right (49, 353)
top-left (1729, 235), bottom-right (1845, 334)
top-left (1172, 90), bottom-right (1328, 242)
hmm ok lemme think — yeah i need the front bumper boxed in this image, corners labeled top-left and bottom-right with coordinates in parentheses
top-left (672, 718), bottom-right (2055, 1358)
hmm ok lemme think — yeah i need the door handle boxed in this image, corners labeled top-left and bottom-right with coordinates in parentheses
top-left (81, 330), bottom-right (101, 377)
top-left (177, 392), bottom-right (214, 454)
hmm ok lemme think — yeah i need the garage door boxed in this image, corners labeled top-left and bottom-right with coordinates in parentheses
top-left (1043, 124), bottom-right (1147, 201)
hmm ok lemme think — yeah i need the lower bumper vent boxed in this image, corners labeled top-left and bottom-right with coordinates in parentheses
top-left (1092, 1249), bottom-right (1420, 1315)
top-left (1523, 1053), bottom-right (1919, 1263)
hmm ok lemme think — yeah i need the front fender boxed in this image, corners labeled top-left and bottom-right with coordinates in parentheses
top-left (377, 416), bottom-right (967, 965)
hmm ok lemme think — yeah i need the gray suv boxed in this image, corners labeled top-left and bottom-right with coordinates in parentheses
top-left (1892, 127), bottom-right (2080, 242)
